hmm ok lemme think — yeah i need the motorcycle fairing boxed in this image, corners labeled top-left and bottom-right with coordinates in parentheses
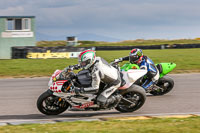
top-left (120, 62), bottom-right (176, 78)
top-left (49, 80), bottom-right (68, 93)
top-left (73, 101), bottom-right (94, 109)
top-left (119, 69), bottom-right (147, 89)
top-left (121, 63), bottom-right (140, 71)
top-left (53, 91), bottom-right (98, 109)
top-left (48, 70), bottom-right (68, 93)
top-left (158, 63), bottom-right (176, 78)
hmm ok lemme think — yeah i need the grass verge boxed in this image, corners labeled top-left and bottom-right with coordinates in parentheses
top-left (0, 116), bottom-right (200, 133)
top-left (0, 48), bottom-right (200, 77)
top-left (36, 39), bottom-right (200, 47)
top-left (77, 39), bottom-right (200, 47)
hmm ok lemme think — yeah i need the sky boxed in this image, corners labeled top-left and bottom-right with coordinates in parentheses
top-left (0, 0), bottom-right (200, 41)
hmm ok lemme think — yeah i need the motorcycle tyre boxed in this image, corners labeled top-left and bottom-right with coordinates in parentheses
top-left (150, 76), bottom-right (174, 96)
top-left (115, 85), bottom-right (146, 113)
top-left (37, 90), bottom-right (69, 115)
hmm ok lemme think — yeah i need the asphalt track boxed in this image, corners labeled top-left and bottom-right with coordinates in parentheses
top-left (0, 73), bottom-right (200, 124)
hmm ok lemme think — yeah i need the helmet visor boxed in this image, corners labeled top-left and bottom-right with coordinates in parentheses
top-left (129, 55), bottom-right (139, 63)
top-left (80, 59), bottom-right (91, 68)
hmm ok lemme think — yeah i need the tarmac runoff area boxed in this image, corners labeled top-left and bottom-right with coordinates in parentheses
top-left (0, 73), bottom-right (200, 126)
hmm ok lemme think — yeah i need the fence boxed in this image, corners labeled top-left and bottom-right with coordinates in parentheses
top-left (12, 43), bottom-right (200, 59)
top-left (94, 44), bottom-right (200, 50)
top-left (12, 46), bottom-right (91, 59)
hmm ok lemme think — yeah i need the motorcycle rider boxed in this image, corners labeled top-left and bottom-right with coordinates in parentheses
top-left (59, 50), bottom-right (122, 108)
top-left (116, 48), bottom-right (159, 91)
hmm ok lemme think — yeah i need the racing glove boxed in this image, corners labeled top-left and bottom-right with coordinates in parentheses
top-left (74, 87), bottom-right (84, 94)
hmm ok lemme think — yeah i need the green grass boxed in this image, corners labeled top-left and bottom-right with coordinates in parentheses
top-left (0, 58), bottom-right (77, 77)
top-left (36, 39), bottom-right (200, 47)
top-left (0, 48), bottom-right (200, 77)
top-left (0, 117), bottom-right (200, 133)
top-left (78, 39), bottom-right (200, 47)
top-left (97, 49), bottom-right (200, 73)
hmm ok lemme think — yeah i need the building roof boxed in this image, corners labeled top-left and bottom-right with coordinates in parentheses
top-left (0, 16), bottom-right (35, 18)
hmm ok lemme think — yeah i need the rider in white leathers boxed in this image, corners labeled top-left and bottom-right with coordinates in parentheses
top-left (85, 56), bottom-right (121, 107)
top-left (60, 50), bottom-right (122, 107)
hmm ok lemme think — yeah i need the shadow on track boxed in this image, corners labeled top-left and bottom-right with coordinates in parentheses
top-left (0, 111), bottom-right (121, 120)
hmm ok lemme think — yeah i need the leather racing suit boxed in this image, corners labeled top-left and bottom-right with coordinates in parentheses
top-left (60, 57), bottom-right (122, 107)
top-left (85, 57), bottom-right (121, 107)
top-left (121, 55), bottom-right (159, 90)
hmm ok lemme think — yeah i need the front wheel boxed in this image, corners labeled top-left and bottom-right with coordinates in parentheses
top-left (150, 76), bottom-right (174, 96)
top-left (115, 85), bottom-right (146, 112)
top-left (37, 90), bottom-right (69, 115)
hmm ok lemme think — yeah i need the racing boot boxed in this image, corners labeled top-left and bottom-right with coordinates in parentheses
top-left (97, 94), bottom-right (122, 108)
top-left (142, 80), bottom-right (154, 92)
top-left (74, 87), bottom-right (84, 94)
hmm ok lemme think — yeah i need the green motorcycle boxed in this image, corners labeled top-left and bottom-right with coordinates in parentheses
top-left (121, 62), bottom-right (176, 95)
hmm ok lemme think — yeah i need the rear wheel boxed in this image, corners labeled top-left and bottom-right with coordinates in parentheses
top-left (115, 85), bottom-right (146, 112)
top-left (150, 76), bottom-right (174, 96)
top-left (37, 90), bottom-right (69, 115)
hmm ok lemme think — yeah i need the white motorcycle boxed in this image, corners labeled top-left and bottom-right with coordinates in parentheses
top-left (37, 63), bottom-right (147, 115)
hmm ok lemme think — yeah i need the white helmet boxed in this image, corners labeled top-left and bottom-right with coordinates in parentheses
top-left (78, 50), bottom-right (96, 69)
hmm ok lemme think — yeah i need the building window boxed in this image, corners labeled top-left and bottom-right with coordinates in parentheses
top-left (6, 18), bottom-right (31, 31)
top-left (23, 18), bottom-right (30, 30)
top-left (7, 19), bottom-right (14, 30)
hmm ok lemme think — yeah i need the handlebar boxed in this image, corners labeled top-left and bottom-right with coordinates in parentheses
top-left (110, 58), bottom-right (123, 66)
top-left (64, 64), bottom-right (81, 72)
